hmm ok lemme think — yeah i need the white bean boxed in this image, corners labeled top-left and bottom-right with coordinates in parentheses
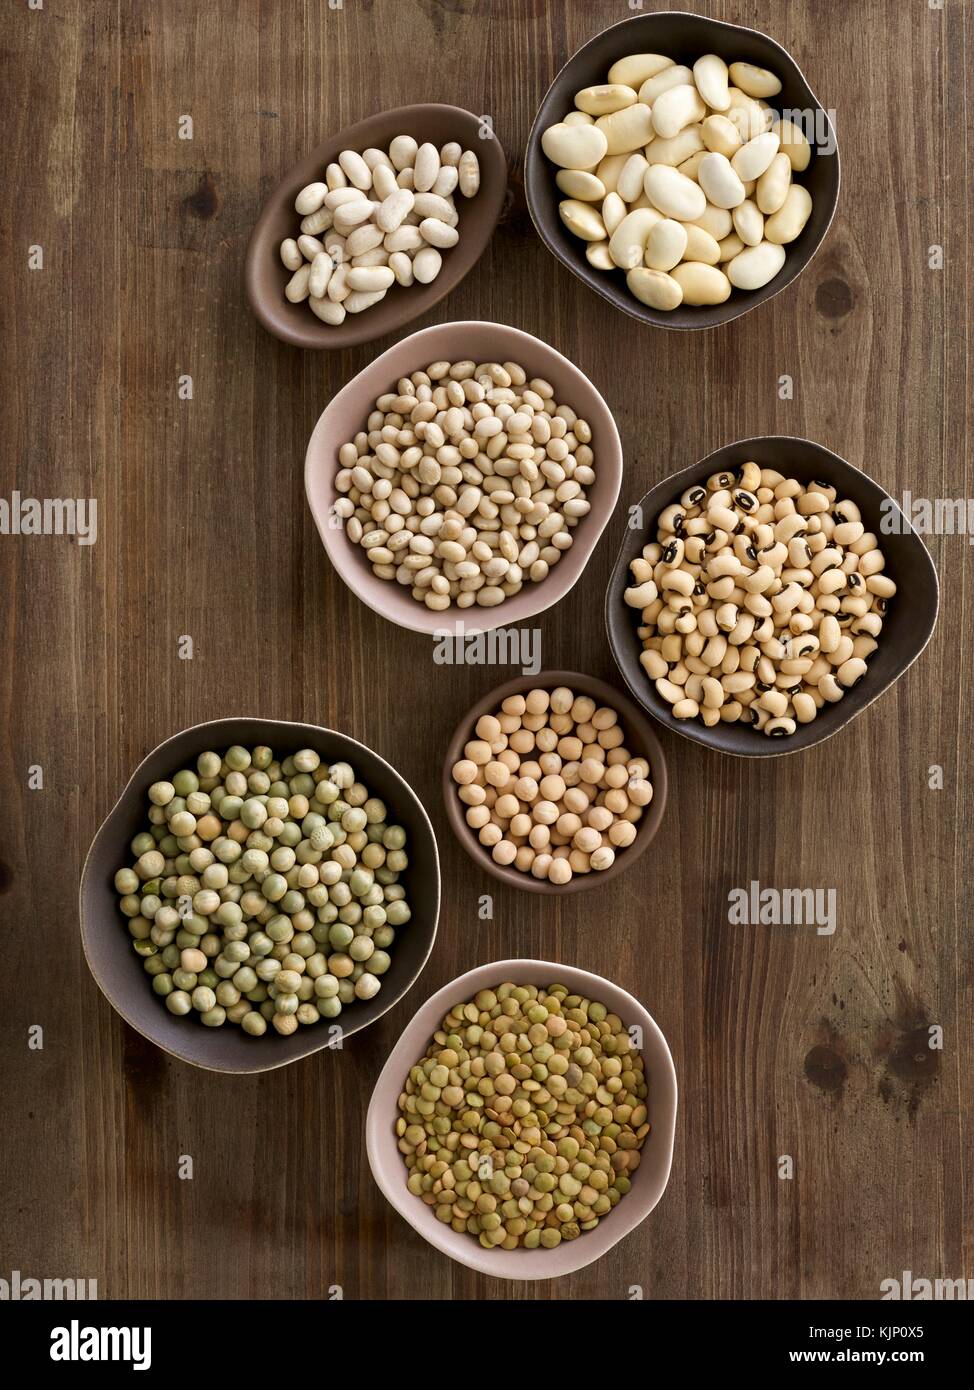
top-left (651, 84), bottom-right (706, 139)
top-left (732, 199), bottom-right (764, 247)
top-left (596, 102), bottom-right (655, 155)
top-left (608, 53), bottom-right (673, 88)
top-left (344, 288), bottom-right (387, 314)
top-left (697, 152), bottom-right (746, 209)
top-left (338, 149), bottom-right (373, 190)
top-left (729, 61), bottom-right (782, 98)
top-left (432, 165), bottom-right (459, 197)
top-left (756, 152), bottom-right (792, 214)
top-left (413, 142), bottom-right (440, 192)
top-left (280, 238), bottom-right (302, 271)
top-left (616, 154), bottom-right (648, 202)
top-left (388, 251), bottom-right (414, 286)
top-left (295, 182), bottom-right (327, 215)
top-left (646, 218), bottom-right (688, 272)
top-left (412, 246), bottom-right (442, 283)
top-left (643, 164), bottom-right (707, 221)
top-left (731, 130), bottom-right (780, 182)
top-left (556, 169), bottom-right (607, 201)
top-left (541, 121), bottom-right (609, 169)
top-left (726, 240), bottom-right (786, 289)
top-left (693, 54), bottom-right (730, 111)
top-left (419, 217), bottom-right (460, 248)
top-left (764, 184), bottom-right (813, 244)
top-left (638, 65), bottom-right (692, 104)
top-left (561, 199), bottom-right (608, 242)
top-left (372, 163), bottom-right (399, 200)
top-left (346, 265), bottom-right (395, 293)
top-left (389, 134), bottom-right (418, 171)
top-left (285, 265), bottom-right (312, 302)
top-left (412, 192), bottom-right (458, 226)
top-left (670, 262), bottom-right (731, 304)
top-left (309, 296), bottom-right (346, 324)
top-left (375, 187), bottom-right (414, 233)
top-left (308, 251), bottom-right (333, 298)
top-left (575, 83), bottom-right (637, 116)
top-left (608, 207), bottom-right (660, 268)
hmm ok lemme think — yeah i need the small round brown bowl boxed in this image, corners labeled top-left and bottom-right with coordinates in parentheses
top-left (305, 320), bottom-right (623, 636)
top-left (245, 104), bottom-right (507, 350)
top-left (80, 717), bottom-right (440, 1073)
top-left (442, 670), bottom-right (668, 894)
top-left (524, 11), bottom-right (840, 331)
top-left (366, 958), bottom-right (678, 1279)
top-left (605, 437), bottom-right (940, 758)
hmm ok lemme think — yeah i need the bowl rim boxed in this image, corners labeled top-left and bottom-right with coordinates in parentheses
top-left (441, 668), bottom-right (669, 892)
top-left (605, 435), bottom-right (941, 758)
top-left (365, 957), bottom-right (679, 1279)
top-left (304, 319), bottom-right (624, 635)
top-left (79, 716), bottom-right (441, 1074)
top-left (524, 9), bottom-right (841, 332)
top-left (243, 102), bottom-right (509, 350)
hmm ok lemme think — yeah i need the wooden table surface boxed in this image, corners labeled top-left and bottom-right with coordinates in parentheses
top-left (3, 0), bottom-right (971, 1301)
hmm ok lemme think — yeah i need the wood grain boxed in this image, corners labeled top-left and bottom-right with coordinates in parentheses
top-left (2, 0), bottom-right (971, 1300)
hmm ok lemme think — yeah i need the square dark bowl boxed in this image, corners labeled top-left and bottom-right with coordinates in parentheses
top-left (80, 718), bottom-right (440, 1072)
top-left (605, 438), bottom-right (940, 757)
top-left (524, 10), bottom-right (840, 330)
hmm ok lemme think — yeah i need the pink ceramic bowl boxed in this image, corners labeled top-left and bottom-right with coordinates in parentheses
top-left (305, 321), bottom-right (623, 636)
top-left (366, 958), bottom-right (678, 1279)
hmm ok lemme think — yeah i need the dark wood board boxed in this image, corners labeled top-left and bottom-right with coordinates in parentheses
top-left (1, 0), bottom-right (971, 1300)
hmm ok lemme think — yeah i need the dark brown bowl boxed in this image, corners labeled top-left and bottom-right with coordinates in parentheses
top-left (524, 11), bottom-right (840, 330)
top-left (442, 671), bottom-right (668, 894)
top-left (605, 438), bottom-right (940, 757)
top-left (244, 104), bottom-right (508, 350)
top-left (80, 718), bottom-right (440, 1073)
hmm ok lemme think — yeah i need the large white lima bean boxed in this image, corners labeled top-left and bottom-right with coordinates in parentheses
top-left (540, 45), bottom-right (818, 313)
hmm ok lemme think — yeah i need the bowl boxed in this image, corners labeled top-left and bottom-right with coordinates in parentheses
top-left (245, 103), bottom-right (508, 349)
top-left (605, 437), bottom-right (940, 757)
top-left (366, 958), bottom-right (678, 1279)
top-left (442, 670), bottom-right (668, 892)
top-left (80, 717), bottom-right (440, 1073)
top-left (524, 10), bottom-right (840, 330)
top-left (305, 321), bottom-right (623, 635)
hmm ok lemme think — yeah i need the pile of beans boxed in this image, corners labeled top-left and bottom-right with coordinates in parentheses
top-left (450, 685), bottom-right (651, 882)
top-left (624, 464), bottom-right (894, 736)
top-left (280, 138), bottom-right (481, 325)
top-left (114, 745), bottom-right (411, 1033)
top-left (541, 52), bottom-right (814, 309)
top-left (336, 360), bottom-right (595, 612)
top-left (397, 981), bottom-right (649, 1250)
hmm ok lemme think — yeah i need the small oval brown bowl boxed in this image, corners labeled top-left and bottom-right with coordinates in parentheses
top-left (245, 104), bottom-right (507, 350)
top-left (305, 320), bottom-right (623, 636)
top-left (442, 670), bottom-right (668, 894)
top-left (524, 10), bottom-right (840, 331)
top-left (605, 437), bottom-right (940, 758)
top-left (80, 717), bottom-right (440, 1073)
top-left (366, 958), bottom-right (678, 1279)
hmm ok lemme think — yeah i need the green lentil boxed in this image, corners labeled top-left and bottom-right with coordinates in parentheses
top-left (396, 981), bottom-right (649, 1253)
